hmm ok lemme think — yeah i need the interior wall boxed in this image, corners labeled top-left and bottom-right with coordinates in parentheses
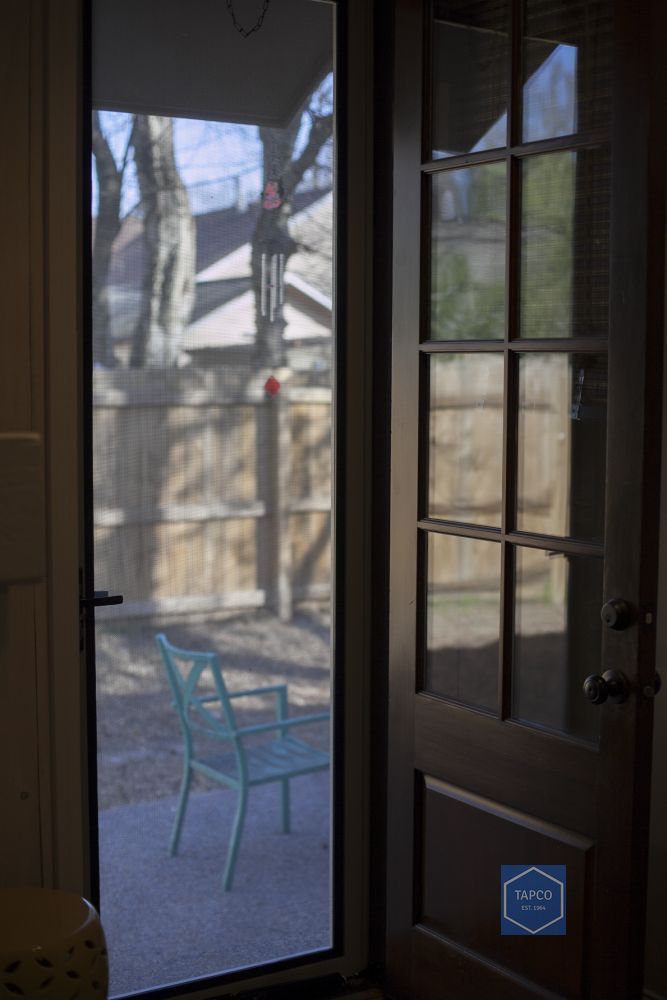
top-left (0, 0), bottom-right (48, 889)
top-left (1, 0), bottom-right (90, 896)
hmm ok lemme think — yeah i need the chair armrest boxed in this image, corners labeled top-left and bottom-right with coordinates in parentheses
top-left (228, 684), bottom-right (289, 728)
top-left (228, 684), bottom-right (288, 700)
top-left (193, 687), bottom-right (287, 707)
top-left (236, 712), bottom-right (330, 737)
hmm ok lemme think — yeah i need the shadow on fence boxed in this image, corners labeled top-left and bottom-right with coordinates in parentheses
top-left (93, 365), bottom-right (332, 622)
top-left (93, 354), bottom-right (571, 623)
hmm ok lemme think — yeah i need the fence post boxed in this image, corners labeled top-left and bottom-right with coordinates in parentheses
top-left (276, 372), bottom-right (293, 621)
top-left (262, 369), bottom-right (293, 622)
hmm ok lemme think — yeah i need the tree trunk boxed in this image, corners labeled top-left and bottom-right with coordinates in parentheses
top-left (92, 111), bottom-right (124, 367)
top-left (130, 116), bottom-right (195, 368)
top-left (252, 109), bottom-right (333, 367)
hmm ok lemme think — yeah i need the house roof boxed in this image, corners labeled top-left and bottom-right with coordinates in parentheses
top-left (194, 189), bottom-right (333, 306)
top-left (104, 187), bottom-right (329, 291)
top-left (101, 188), bottom-right (333, 354)
top-left (282, 191), bottom-right (333, 305)
top-left (184, 190), bottom-right (333, 354)
top-left (182, 290), bottom-right (330, 353)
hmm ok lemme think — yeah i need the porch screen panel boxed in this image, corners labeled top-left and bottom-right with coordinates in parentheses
top-left (90, 2), bottom-right (336, 994)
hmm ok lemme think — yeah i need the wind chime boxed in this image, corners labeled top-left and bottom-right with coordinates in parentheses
top-left (259, 165), bottom-right (287, 324)
top-left (226, 0), bottom-right (286, 381)
top-left (260, 248), bottom-right (285, 323)
top-left (261, 176), bottom-right (286, 396)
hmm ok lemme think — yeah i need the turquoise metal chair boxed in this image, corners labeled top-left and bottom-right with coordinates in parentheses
top-left (156, 633), bottom-right (330, 891)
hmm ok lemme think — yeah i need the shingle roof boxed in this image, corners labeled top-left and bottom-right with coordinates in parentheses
top-left (104, 188), bottom-right (329, 291)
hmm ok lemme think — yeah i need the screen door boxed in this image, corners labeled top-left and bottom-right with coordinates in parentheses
top-left (88, 2), bottom-right (337, 993)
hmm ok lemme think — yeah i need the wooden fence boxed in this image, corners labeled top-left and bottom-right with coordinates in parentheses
top-left (93, 367), bottom-right (331, 621)
top-left (427, 352), bottom-right (571, 599)
top-left (93, 355), bottom-right (573, 622)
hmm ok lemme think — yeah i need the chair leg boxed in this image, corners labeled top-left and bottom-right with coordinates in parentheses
top-left (281, 778), bottom-right (291, 833)
top-left (222, 785), bottom-right (248, 892)
top-left (169, 764), bottom-right (192, 856)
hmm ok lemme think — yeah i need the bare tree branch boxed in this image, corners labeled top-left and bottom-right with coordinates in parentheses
top-left (283, 112), bottom-right (333, 197)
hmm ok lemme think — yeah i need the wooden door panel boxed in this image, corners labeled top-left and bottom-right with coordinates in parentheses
top-left (412, 928), bottom-right (566, 1000)
top-left (414, 695), bottom-right (598, 835)
top-left (418, 776), bottom-right (594, 996)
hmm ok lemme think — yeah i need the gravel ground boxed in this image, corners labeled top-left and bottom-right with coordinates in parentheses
top-left (94, 607), bottom-right (331, 810)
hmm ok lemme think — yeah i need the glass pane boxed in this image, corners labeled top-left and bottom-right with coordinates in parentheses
top-left (430, 163), bottom-right (507, 341)
top-left (92, 1), bottom-right (335, 993)
top-left (517, 353), bottom-right (607, 542)
top-left (513, 546), bottom-right (602, 743)
top-left (520, 148), bottom-right (610, 340)
top-left (425, 533), bottom-right (501, 712)
top-left (428, 354), bottom-right (504, 526)
top-left (523, 0), bottom-right (612, 143)
top-left (432, 0), bottom-right (509, 159)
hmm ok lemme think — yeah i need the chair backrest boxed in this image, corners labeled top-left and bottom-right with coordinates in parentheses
top-left (155, 633), bottom-right (240, 753)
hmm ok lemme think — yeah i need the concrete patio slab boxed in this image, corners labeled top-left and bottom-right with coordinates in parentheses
top-left (99, 771), bottom-right (331, 997)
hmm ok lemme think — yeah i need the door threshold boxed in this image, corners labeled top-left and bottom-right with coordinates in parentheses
top-left (234, 973), bottom-right (384, 1000)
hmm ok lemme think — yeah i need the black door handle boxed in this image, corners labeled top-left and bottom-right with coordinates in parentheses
top-left (78, 588), bottom-right (123, 651)
top-left (600, 598), bottom-right (634, 631)
top-left (583, 669), bottom-right (629, 705)
top-left (80, 590), bottom-right (124, 610)
top-left (643, 672), bottom-right (662, 699)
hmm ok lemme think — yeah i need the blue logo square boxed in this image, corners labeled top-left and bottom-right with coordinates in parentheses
top-left (501, 864), bottom-right (566, 935)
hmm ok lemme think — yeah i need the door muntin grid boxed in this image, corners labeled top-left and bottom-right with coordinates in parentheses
top-left (418, 0), bottom-right (611, 739)
top-left (431, 0), bottom-right (510, 160)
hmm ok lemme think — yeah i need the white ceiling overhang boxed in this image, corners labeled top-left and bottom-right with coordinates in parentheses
top-left (92, 0), bottom-right (334, 127)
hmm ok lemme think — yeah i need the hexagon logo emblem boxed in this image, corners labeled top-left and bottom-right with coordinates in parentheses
top-left (501, 865), bottom-right (566, 935)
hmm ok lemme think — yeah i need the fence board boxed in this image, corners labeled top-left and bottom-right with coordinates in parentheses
top-left (93, 370), bottom-right (333, 619)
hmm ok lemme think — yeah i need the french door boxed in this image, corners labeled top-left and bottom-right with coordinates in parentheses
top-left (387, 1), bottom-right (666, 998)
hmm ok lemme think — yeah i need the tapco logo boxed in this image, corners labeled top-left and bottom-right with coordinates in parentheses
top-left (501, 865), bottom-right (566, 936)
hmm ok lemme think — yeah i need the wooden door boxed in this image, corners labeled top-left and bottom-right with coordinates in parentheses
top-left (386, 1), bottom-right (666, 997)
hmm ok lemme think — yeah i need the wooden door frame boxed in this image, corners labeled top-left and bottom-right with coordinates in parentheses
top-left (37, 0), bottom-right (383, 995)
top-left (386, 0), bottom-right (423, 989)
top-left (385, 1), bottom-right (667, 997)
top-left (594, 1), bottom-right (667, 990)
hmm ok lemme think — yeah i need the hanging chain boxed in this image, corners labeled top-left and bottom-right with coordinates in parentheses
top-left (226, 0), bottom-right (271, 38)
